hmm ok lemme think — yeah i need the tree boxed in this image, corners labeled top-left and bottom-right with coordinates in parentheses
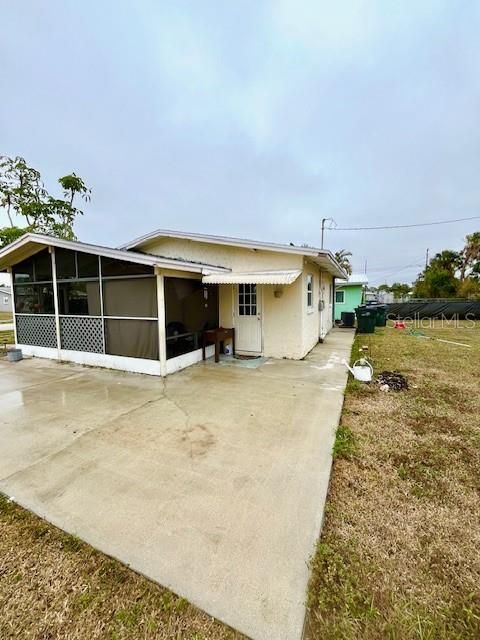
top-left (334, 249), bottom-right (352, 275)
top-left (0, 155), bottom-right (91, 247)
top-left (390, 282), bottom-right (411, 299)
top-left (412, 248), bottom-right (465, 298)
top-left (59, 173), bottom-right (91, 207)
top-left (375, 282), bottom-right (411, 300)
top-left (460, 232), bottom-right (480, 280)
top-left (458, 277), bottom-right (480, 299)
top-left (430, 249), bottom-right (462, 275)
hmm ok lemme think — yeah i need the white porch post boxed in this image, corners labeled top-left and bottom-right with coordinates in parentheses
top-left (155, 268), bottom-right (167, 376)
top-left (49, 246), bottom-right (61, 360)
top-left (7, 267), bottom-right (18, 346)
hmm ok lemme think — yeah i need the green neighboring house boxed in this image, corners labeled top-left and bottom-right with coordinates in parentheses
top-left (334, 273), bottom-right (368, 321)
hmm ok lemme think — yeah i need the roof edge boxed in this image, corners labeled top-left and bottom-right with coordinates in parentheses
top-left (118, 228), bottom-right (347, 277)
top-left (120, 228), bottom-right (323, 256)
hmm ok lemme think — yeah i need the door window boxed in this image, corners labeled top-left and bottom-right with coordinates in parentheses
top-left (239, 284), bottom-right (257, 316)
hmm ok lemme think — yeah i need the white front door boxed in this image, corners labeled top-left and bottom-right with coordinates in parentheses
top-left (235, 284), bottom-right (262, 353)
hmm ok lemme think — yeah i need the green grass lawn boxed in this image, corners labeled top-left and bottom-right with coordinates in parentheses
top-left (306, 321), bottom-right (480, 639)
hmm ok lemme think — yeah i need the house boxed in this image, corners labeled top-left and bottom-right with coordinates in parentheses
top-left (0, 230), bottom-right (346, 376)
top-left (0, 286), bottom-right (12, 313)
top-left (334, 273), bottom-right (368, 321)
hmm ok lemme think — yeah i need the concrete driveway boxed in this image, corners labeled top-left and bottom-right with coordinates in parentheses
top-left (0, 329), bottom-right (354, 640)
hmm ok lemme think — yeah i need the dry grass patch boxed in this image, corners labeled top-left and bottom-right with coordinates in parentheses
top-left (0, 495), bottom-right (244, 640)
top-left (0, 330), bottom-right (14, 357)
top-left (306, 321), bottom-right (480, 640)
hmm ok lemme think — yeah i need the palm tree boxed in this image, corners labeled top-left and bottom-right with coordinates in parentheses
top-left (334, 249), bottom-right (353, 275)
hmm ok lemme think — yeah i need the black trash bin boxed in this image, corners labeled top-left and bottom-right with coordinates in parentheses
top-left (355, 306), bottom-right (376, 333)
top-left (340, 311), bottom-right (355, 327)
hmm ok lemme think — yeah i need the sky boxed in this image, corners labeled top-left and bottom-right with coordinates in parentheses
top-left (1, 0), bottom-right (480, 286)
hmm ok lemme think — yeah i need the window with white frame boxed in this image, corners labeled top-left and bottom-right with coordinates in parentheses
top-left (335, 290), bottom-right (345, 304)
top-left (3, 297), bottom-right (8, 304)
top-left (306, 274), bottom-right (313, 310)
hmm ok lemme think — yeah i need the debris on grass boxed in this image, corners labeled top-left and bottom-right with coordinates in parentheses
top-left (376, 371), bottom-right (408, 391)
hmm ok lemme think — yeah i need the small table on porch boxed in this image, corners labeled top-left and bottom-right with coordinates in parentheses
top-left (202, 327), bottom-right (235, 363)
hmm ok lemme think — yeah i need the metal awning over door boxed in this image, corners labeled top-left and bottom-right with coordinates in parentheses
top-left (202, 269), bottom-right (301, 285)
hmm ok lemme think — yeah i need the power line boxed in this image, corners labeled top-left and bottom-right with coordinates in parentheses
top-left (370, 263), bottom-right (424, 282)
top-left (366, 262), bottom-right (423, 273)
top-left (330, 215), bottom-right (480, 231)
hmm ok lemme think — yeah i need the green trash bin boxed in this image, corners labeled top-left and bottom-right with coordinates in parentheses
top-left (355, 306), bottom-right (376, 333)
top-left (366, 303), bottom-right (387, 327)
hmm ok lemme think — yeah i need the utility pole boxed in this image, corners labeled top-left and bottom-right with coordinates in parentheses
top-left (425, 248), bottom-right (429, 269)
top-left (321, 217), bottom-right (334, 249)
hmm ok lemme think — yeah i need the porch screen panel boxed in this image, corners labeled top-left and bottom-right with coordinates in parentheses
top-left (58, 281), bottom-right (101, 316)
top-left (13, 249), bottom-right (55, 315)
top-left (164, 278), bottom-right (219, 359)
top-left (101, 257), bottom-right (153, 277)
top-left (14, 283), bottom-right (55, 314)
top-left (102, 277), bottom-right (157, 317)
top-left (55, 248), bottom-right (77, 280)
top-left (105, 319), bottom-right (159, 360)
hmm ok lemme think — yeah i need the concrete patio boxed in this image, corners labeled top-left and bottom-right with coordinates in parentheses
top-left (0, 329), bottom-right (354, 640)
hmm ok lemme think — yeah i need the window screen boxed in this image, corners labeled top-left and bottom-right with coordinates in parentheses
top-left (335, 290), bottom-right (345, 304)
top-left (238, 284), bottom-right (257, 316)
top-left (58, 281), bottom-right (101, 316)
top-left (103, 277), bottom-right (157, 317)
top-left (105, 319), bottom-right (159, 360)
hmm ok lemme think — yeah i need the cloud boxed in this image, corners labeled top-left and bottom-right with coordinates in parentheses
top-left (1, 0), bottom-right (479, 285)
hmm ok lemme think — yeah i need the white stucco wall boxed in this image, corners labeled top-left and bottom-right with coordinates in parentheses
top-left (262, 278), bottom-right (303, 358)
top-left (142, 238), bottom-right (304, 271)
top-left (300, 261), bottom-right (335, 356)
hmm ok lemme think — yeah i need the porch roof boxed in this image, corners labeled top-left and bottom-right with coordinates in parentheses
top-left (202, 269), bottom-right (302, 285)
top-left (0, 233), bottom-right (229, 275)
